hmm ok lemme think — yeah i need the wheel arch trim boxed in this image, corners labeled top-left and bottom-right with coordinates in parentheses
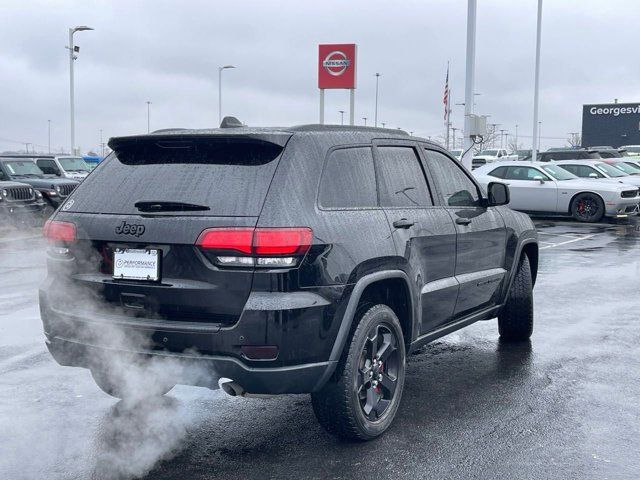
top-left (501, 238), bottom-right (538, 307)
top-left (312, 270), bottom-right (414, 390)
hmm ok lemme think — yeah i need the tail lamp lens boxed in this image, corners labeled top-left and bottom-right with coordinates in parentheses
top-left (196, 228), bottom-right (254, 254)
top-left (43, 220), bottom-right (76, 243)
top-left (253, 228), bottom-right (313, 255)
top-left (196, 227), bottom-right (313, 267)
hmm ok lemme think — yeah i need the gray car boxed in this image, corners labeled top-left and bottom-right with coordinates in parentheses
top-left (552, 159), bottom-right (640, 188)
top-left (474, 161), bottom-right (639, 222)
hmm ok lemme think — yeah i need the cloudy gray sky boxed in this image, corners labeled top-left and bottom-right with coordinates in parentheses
top-left (1, 0), bottom-right (639, 154)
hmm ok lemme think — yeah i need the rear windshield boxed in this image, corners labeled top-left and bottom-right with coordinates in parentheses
top-left (65, 137), bottom-right (285, 216)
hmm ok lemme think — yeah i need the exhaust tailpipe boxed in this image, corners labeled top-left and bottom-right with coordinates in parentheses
top-left (219, 378), bottom-right (245, 397)
top-left (218, 378), bottom-right (275, 398)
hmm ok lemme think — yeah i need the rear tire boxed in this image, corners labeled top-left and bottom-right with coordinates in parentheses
top-left (570, 193), bottom-right (604, 223)
top-left (311, 304), bottom-right (406, 441)
top-left (90, 368), bottom-right (174, 401)
top-left (498, 255), bottom-right (534, 342)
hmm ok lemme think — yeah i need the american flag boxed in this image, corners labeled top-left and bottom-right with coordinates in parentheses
top-left (443, 64), bottom-right (449, 121)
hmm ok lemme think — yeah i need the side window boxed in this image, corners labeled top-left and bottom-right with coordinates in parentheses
top-left (424, 149), bottom-right (480, 207)
top-left (319, 147), bottom-right (377, 209)
top-left (37, 159), bottom-right (58, 174)
top-left (504, 166), bottom-right (550, 181)
top-left (489, 166), bottom-right (508, 178)
top-left (376, 146), bottom-right (433, 207)
top-left (559, 164), bottom-right (579, 176)
top-left (582, 165), bottom-right (603, 178)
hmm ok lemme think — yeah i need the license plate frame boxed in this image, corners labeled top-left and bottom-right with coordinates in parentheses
top-left (113, 248), bottom-right (161, 282)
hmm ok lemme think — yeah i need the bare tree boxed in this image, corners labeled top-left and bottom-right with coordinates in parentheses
top-left (567, 132), bottom-right (581, 148)
top-left (508, 138), bottom-right (521, 152)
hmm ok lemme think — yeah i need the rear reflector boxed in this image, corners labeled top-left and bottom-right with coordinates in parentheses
top-left (241, 345), bottom-right (279, 360)
top-left (43, 220), bottom-right (76, 243)
top-left (196, 227), bottom-right (312, 256)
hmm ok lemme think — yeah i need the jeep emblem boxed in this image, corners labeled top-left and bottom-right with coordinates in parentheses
top-left (115, 220), bottom-right (145, 237)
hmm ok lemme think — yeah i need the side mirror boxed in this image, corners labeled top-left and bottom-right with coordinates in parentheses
top-left (588, 172), bottom-right (599, 178)
top-left (487, 182), bottom-right (510, 206)
top-left (532, 175), bottom-right (545, 184)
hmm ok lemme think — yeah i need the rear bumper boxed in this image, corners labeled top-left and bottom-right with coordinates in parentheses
top-left (45, 335), bottom-right (335, 394)
top-left (39, 281), bottom-right (346, 394)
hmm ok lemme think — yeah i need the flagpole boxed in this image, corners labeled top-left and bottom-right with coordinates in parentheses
top-left (444, 62), bottom-right (450, 149)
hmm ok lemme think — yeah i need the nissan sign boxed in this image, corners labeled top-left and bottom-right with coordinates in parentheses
top-left (318, 44), bottom-right (357, 89)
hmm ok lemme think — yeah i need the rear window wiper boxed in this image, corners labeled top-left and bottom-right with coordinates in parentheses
top-left (134, 201), bottom-right (211, 212)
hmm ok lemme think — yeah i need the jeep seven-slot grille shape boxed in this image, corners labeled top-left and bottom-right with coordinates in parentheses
top-left (621, 189), bottom-right (639, 198)
top-left (58, 183), bottom-right (77, 197)
top-left (6, 186), bottom-right (35, 202)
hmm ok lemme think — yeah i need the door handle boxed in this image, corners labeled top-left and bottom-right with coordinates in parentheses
top-left (393, 218), bottom-right (415, 229)
top-left (455, 217), bottom-right (472, 225)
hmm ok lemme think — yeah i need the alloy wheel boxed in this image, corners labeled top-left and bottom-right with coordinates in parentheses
top-left (357, 323), bottom-right (400, 420)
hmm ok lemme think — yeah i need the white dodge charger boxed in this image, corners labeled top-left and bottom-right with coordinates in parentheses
top-left (473, 161), bottom-right (640, 222)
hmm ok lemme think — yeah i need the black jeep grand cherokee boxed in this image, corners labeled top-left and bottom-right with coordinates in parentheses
top-left (40, 122), bottom-right (538, 440)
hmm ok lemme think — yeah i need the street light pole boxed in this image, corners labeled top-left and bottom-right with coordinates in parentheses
top-left (68, 25), bottom-right (93, 156)
top-left (362, 117), bottom-right (367, 126)
top-left (48, 120), bottom-right (51, 154)
top-left (374, 73), bottom-right (381, 127)
top-left (218, 65), bottom-right (236, 125)
top-left (531, 0), bottom-right (543, 161)
top-left (339, 110), bottom-right (345, 125)
top-left (461, 0), bottom-right (477, 171)
top-left (515, 124), bottom-right (519, 150)
top-left (146, 101), bottom-right (152, 133)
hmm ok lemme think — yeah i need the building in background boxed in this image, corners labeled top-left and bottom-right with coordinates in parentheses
top-left (582, 102), bottom-right (640, 147)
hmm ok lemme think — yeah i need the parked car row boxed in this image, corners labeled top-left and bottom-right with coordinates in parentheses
top-left (0, 155), bottom-right (83, 226)
top-left (473, 160), bottom-right (640, 222)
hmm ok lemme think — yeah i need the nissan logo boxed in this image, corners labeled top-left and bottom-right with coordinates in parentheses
top-left (322, 51), bottom-right (350, 76)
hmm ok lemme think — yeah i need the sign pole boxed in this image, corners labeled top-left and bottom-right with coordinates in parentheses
top-left (349, 89), bottom-right (355, 126)
top-left (319, 89), bottom-right (325, 124)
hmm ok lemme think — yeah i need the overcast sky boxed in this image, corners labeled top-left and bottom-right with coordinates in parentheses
top-left (1, 0), bottom-right (639, 154)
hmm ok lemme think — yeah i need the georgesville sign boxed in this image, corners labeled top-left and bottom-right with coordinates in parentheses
top-left (318, 44), bottom-right (357, 89)
top-left (582, 102), bottom-right (640, 147)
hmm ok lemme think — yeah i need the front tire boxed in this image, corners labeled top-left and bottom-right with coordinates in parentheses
top-left (498, 255), bottom-right (534, 341)
top-left (311, 304), bottom-right (406, 441)
top-left (570, 193), bottom-right (604, 223)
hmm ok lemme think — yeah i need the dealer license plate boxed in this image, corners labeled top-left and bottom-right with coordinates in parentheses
top-left (113, 248), bottom-right (160, 281)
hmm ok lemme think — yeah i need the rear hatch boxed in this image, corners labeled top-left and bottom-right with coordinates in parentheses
top-left (52, 133), bottom-right (290, 326)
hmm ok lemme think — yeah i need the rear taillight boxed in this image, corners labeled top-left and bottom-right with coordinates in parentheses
top-left (43, 220), bottom-right (76, 243)
top-left (196, 227), bottom-right (312, 268)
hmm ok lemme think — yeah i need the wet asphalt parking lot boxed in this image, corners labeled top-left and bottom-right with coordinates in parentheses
top-left (1, 218), bottom-right (639, 480)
